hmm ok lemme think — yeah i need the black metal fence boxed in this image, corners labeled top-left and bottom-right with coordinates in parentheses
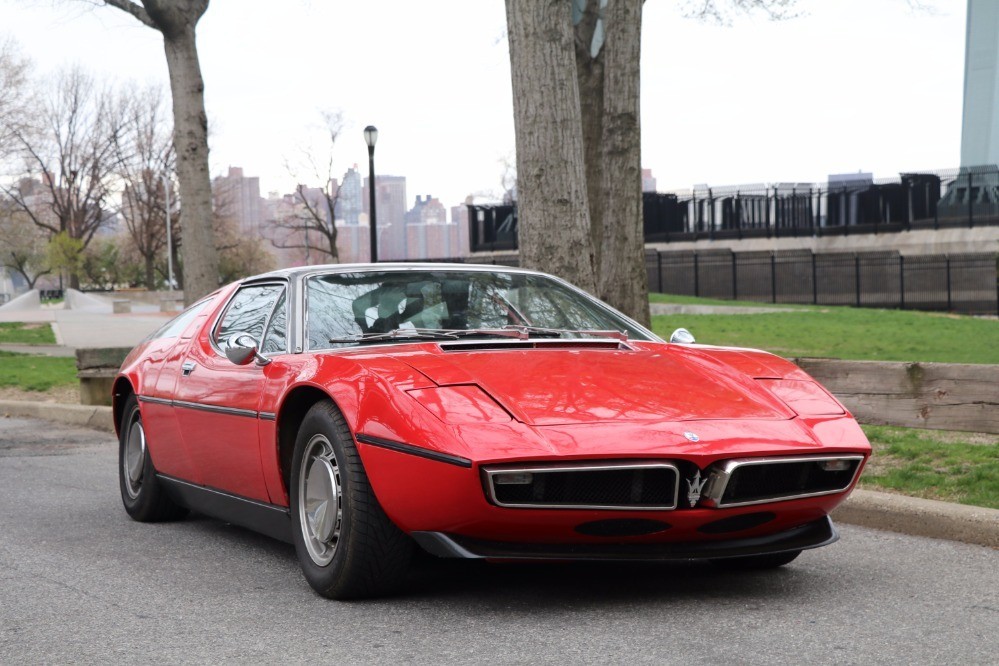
top-left (646, 166), bottom-right (999, 242)
top-left (646, 250), bottom-right (999, 315)
top-left (469, 166), bottom-right (999, 251)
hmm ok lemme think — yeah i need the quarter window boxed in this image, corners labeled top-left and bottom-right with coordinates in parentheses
top-left (261, 291), bottom-right (288, 354)
top-left (215, 284), bottom-right (284, 348)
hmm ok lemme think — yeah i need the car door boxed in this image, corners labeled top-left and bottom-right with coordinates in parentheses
top-left (172, 282), bottom-right (286, 502)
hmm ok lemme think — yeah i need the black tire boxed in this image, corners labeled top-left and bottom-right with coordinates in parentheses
top-left (290, 400), bottom-right (412, 599)
top-left (709, 549), bottom-right (801, 571)
top-left (118, 394), bottom-right (187, 522)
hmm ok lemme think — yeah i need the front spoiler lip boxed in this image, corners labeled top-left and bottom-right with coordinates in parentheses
top-left (411, 516), bottom-right (839, 561)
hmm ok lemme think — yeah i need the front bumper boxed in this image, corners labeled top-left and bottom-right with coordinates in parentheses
top-left (412, 515), bottom-right (839, 561)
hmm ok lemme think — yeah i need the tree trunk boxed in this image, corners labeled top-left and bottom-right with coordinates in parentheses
top-left (593, 0), bottom-right (649, 326)
top-left (574, 2), bottom-right (606, 274)
top-left (145, 253), bottom-right (156, 289)
top-left (505, 0), bottom-right (596, 294)
top-left (161, 25), bottom-right (217, 304)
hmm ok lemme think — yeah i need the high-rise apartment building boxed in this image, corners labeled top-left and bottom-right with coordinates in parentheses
top-left (337, 166), bottom-right (363, 225)
top-left (363, 175), bottom-right (408, 261)
top-left (213, 166), bottom-right (263, 235)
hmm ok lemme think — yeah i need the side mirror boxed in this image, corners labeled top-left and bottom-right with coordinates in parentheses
top-left (225, 333), bottom-right (271, 366)
top-left (669, 328), bottom-right (695, 344)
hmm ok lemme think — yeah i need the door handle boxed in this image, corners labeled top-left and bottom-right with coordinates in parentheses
top-left (181, 361), bottom-right (196, 377)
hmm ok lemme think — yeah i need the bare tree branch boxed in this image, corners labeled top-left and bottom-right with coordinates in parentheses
top-left (101, 0), bottom-right (156, 29)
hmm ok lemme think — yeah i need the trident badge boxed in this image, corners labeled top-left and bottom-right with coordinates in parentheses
top-left (686, 470), bottom-right (707, 507)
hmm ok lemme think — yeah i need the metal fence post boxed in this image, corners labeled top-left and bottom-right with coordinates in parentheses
top-left (899, 254), bottom-right (905, 309)
top-left (855, 254), bottom-right (861, 307)
top-left (968, 171), bottom-right (974, 228)
top-left (946, 255), bottom-right (952, 311)
top-left (693, 252), bottom-right (700, 297)
top-left (812, 252), bottom-right (818, 305)
top-left (731, 252), bottom-right (738, 300)
top-left (770, 253), bottom-right (777, 303)
top-left (656, 252), bottom-right (663, 293)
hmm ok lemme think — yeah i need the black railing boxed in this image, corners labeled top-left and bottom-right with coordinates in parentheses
top-left (470, 166), bottom-right (999, 250)
top-left (645, 249), bottom-right (998, 315)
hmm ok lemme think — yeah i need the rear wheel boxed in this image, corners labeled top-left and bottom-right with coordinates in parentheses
top-left (118, 394), bottom-right (187, 522)
top-left (290, 400), bottom-right (412, 599)
top-left (709, 550), bottom-right (801, 570)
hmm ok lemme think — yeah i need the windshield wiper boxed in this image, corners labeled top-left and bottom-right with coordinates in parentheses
top-left (329, 326), bottom-right (629, 345)
top-left (329, 329), bottom-right (462, 344)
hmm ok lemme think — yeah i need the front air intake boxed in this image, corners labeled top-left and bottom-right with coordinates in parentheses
top-left (483, 461), bottom-right (679, 510)
top-left (701, 455), bottom-right (864, 508)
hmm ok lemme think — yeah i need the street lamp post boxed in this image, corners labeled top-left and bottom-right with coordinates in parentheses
top-left (364, 125), bottom-right (378, 263)
top-left (163, 174), bottom-right (174, 291)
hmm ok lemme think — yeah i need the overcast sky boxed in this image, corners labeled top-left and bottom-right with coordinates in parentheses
top-left (0, 0), bottom-right (967, 211)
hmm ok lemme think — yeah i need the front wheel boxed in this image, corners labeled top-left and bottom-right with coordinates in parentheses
top-left (709, 550), bottom-right (801, 571)
top-left (118, 394), bottom-right (187, 522)
top-left (290, 400), bottom-right (412, 599)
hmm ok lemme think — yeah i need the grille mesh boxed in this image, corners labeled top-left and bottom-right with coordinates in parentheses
top-left (720, 459), bottom-right (860, 506)
top-left (491, 467), bottom-right (678, 509)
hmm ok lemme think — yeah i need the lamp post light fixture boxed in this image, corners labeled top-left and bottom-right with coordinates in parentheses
top-left (163, 174), bottom-right (174, 291)
top-left (363, 125), bottom-right (378, 263)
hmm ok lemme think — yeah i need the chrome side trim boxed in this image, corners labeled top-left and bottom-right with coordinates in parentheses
top-left (355, 433), bottom-right (473, 468)
top-left (136, 395), bottom-right (272, 421)
top-left (173, 400), bottom-right (258, 419)
top-left (483, 461), bottom-right (680, 511)
top-left (700, 455), bottom-right (866, 508)
top-left (137, 395), bottom-right (172, 407)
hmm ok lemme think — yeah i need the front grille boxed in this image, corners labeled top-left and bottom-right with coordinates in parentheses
top-left (484, 462), bottom-right (680, 510)
top-left (706, 456), bottom-right (864, 508)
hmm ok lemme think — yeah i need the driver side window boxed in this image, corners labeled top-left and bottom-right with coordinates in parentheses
top-left (215, 284), bottom-right (285, 349)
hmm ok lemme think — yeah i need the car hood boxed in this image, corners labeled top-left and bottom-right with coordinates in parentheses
top-left (390, 343), bottom-right (795, 426)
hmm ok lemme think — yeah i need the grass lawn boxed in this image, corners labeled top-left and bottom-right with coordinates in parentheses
top-left (649, 295), bottom-right (999, 364)
top-left (0, 322), bottom-right (57, 345)
top-left (0, 351), bottom-right (77, 392)
top-left (860, 425), bottom-right (999, 510)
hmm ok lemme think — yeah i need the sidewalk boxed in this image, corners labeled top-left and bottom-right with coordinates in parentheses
top-left (1, 397), bottom-right (996, 550)
top-left (0, 306), bottom-right (168, 351)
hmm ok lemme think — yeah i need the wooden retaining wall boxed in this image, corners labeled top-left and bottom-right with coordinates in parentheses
top-left (794, 359), bottom-right (999, 434)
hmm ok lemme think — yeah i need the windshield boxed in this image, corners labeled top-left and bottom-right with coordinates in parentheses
top-left (305, 270), bottom-right (653, 350)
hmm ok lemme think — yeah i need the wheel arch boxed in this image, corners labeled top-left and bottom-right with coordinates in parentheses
top-left (112, 376), bottom-right (136, 436)
top-left (276, 385), bottom-right (342, 494)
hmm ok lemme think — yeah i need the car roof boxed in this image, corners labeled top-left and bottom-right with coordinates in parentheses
top-left (243, 262), bottom-right (540, 284)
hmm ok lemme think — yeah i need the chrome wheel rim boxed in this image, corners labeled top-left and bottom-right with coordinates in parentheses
top-left (298, 434), bottom-right (342, 566)
top-left (123, 411), bottom-right (145, 500)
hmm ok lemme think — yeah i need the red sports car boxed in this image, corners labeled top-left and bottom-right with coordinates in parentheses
top-left (115, 264), bottom-right (870, 598)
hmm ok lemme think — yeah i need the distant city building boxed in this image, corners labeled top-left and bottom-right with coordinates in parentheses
top-left (363, 175), bottom-right (408, 261)
top-left (405, 195), bottom-right (447, 225)
top-left (337, 166), bottom-right (363, 225)
top-left (213, 166), bottom-right (263, 235)
top-left (642, 168), bottom-right (657, 193)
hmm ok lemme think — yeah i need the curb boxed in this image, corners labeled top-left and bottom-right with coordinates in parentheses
top-left (0, 400), bottom-right (114, 433)
top-left (832, 488), bottom-right (999, 549)
top-left (1, 400), bottom-right (996, 549)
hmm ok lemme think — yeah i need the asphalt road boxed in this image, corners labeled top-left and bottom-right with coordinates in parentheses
top-left (2, 417), bottom-right (997, 665)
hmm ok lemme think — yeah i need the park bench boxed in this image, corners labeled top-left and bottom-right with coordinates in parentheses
top-left (76, 347), bottom-right (131, 406)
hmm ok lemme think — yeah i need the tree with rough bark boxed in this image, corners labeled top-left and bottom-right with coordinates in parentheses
top-left (114, 84), bottom-right (175, 289)
top-left (269, 111), bottom-right (346, 264)
top-left (2, 67), bottom-right (119, 290)
top-left (505, 0), bottom-right (799, 327)
top-left (101, 0), bottom-right (218, 305)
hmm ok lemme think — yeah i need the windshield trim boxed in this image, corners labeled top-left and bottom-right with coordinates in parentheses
top-left (300, 267), bottom-right (660, 353)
